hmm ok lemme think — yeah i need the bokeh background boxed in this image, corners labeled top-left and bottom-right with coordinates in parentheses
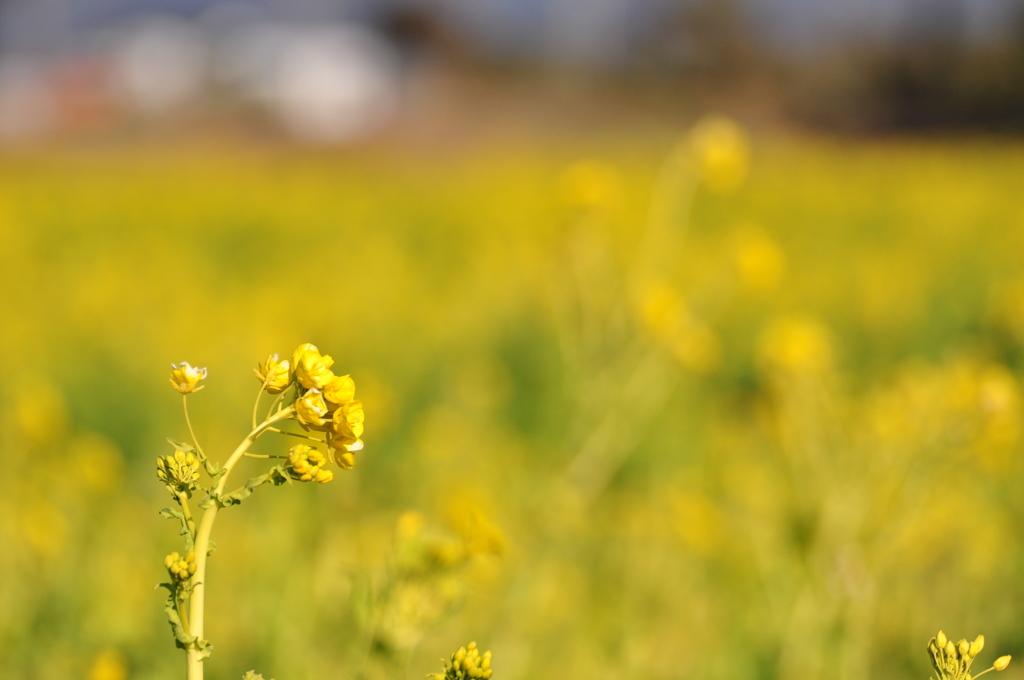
top-left (3, 2), bottom-right (1024, 680)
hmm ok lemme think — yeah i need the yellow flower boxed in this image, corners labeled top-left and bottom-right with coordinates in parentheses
top-left (690, 115), bottom-right (750, 194)
top-left (331, 399), bottom-right (364, 451)
top-left (286, 444), bottom-right (333, 483)
top-left (995, 657), bottom-right (1011, 671)
top-left (295, 389), bottom-right (329, 428)
top-left (89, 650), bottom-right (128, 680)
top-left (324, 374), bottom-right (356, 406)
top-left (169, 362), bottom-right (207, 394)
top-left (293, 343), bottom-right (335, 390)
top-left (253, 353), bottom-right (291, 393)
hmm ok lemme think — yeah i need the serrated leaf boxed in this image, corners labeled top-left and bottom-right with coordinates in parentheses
top-left (160, 507), bottom-right (186, 521)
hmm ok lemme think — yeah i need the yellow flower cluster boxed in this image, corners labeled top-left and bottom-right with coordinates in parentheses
top-left (257, 343), bottom-right (365, 469)
top-left (428, 642), bottom-right (493, 680)
top-left (156, 450), bottom-right (201, 495)
top-left (285, 444), bottom-right (333, 484)
top-left (169, 362), bottom-right (208, 394)
top-left (164, 551), bottom-right (197, 582)
top-left (928, 631), bottom-right (1011, 680)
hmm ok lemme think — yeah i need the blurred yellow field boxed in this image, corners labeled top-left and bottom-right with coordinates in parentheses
top-left (2, 129), bottom-right (1024, 680)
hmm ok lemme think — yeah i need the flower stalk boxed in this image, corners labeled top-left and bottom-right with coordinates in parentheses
top-left (157, 345), bottom-right (365, 680)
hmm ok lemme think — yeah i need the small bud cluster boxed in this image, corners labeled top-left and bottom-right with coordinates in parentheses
top-left (169, 362), bottom-right (208, 394)
top-left (165, 551), bottom-right (197, 582)
top-left (157, 450), bottom-right (201, 495)
top-left (429, 642), bottom-right (493, 680)
top-left (928, 631), bottom-right (1011, 680)
top-left (286, 444), bottom-right (333, 484)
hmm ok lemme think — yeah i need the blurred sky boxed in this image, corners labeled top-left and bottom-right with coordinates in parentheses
top-left (0, 0), bottom-right (1015, 60)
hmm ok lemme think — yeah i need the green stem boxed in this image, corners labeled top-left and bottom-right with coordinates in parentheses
top-left (176, 493), bottom-right (196, 542)
top-left (184, 405), bottom-right (295, 680)
top-left (182, 396), bottom-right (206, 459)
top-left (252, 383), bottom-right (265, 429)
top-left (266, 426), bottom-right (323, 443)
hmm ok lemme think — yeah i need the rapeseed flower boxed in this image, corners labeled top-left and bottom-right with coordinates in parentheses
top-left (295, 389), bottom-right (330, 428)
top-left (293, 344), bottom-right (334, 390)
top-left (169, 362), bottom-right (207, 394)
top-left (254, 353), bottom-right (291, 393)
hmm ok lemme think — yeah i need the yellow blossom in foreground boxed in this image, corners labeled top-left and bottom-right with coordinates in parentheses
top-left (293, 343), bottom-right (335, 390)
top-left (324, 373), bottom-right (356, 406)
top-left (253, 353), bottom-right (291, 393)
top-left (286, 444), bottom-right (333, 483)
top-left (995, 657), bottom-right (1012, 671)
top-left (169, 362), bottom-right (207, 394)
top-left (295, 389), bottom-right (329, 428)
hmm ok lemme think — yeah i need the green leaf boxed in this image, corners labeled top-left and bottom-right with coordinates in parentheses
top-left (159, 508), bottom-right (194, 550)
top-left (163, 593), bottom-right (194, 650)
top-left (167, 438), bottom-right (197, 453)
top-left (216, 466), bottom-right (292, 507)
top-left (195, 638), bottom-right (213, 661)
top-left (160, 507), bottom-right (185, 521)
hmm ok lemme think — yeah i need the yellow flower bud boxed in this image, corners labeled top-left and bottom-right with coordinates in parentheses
top-left (332, 450), bottom-right (356, 470)
top-left (254, 354), bottom-right (291, 393)
top-left (937, 631), bottom-right (948, 649)
top-left (295, 390), bottom-right (329, 428)
top-left (286, 444), bottom-right (331, 483)
top-left (169, 362), bottom-right (207, 394)
top-left (157, 450), bottom-right (201, 494)
top-left (324, 374), bottom-right (356, 406)
top-left (970, 636), bottom-right (985, 658)
top-left (946, 641), bottom-right (956, 657)
top-left (995, 656), bottom-right (1011, 671)
top-left (293, 344), bottom-right (335, 390)
top-left (960, 640), bottom-right (970, 657)
top-left (482, 671), bottom-right (491, 679)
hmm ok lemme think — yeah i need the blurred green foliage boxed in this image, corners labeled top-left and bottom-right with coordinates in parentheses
top-left (2, 132), bottom-right (1024, 680)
